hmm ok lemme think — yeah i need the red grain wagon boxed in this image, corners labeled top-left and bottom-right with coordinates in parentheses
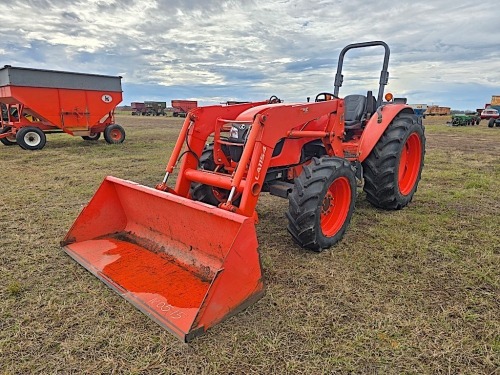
top-left (171, 100), bottom-right (198, 118)
top-left (0, 65), bottom-right (125, 150)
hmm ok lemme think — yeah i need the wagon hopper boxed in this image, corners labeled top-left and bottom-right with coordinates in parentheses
top-left (0, 65), bottom-right (125, 150)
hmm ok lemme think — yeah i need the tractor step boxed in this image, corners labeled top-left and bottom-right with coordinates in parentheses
top-left (269, 181), bottom-right (294, 198)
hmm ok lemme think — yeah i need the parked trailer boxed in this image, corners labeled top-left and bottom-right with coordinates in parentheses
top-left (171, 100), bottom-right (198, 117)
top-left (0, 66), bottom-right (125, 150)
top-left (491, 95), bottom-right (500, 106)
top-left (144, 101), bottom-right (167, 116)
top-left (425, 105), bottom-right (451, 116)
top-left (441, 107), bottom-right (451, 116)
top-left (131, 102), bottom-right (146, 116)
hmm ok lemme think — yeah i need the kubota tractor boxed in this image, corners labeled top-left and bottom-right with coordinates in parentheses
top-left (63, 41), bottom-right (426, 342)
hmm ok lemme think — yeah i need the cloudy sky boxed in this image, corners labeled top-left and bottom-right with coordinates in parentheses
top-left (1, 0), bottom-right (499, 110)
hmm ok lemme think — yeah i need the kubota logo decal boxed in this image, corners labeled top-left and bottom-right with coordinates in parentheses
top-left (255, 146), bottom-right (267, 181)
top-left (101, 94), bottom-right (112, 103)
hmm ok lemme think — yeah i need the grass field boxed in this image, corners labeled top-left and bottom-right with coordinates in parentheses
top-left (1, 115), bottom-right (499, 374)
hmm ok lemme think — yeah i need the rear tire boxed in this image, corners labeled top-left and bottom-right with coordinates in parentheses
top-left (286, 157), bottom-right (356, 251)
top-left (362, 113), bottom-right (425, 210)
top-left (0, 127), bottom-right (17, 146)
top-left (104, 124), bottom-right (125, 144)
top-left (190, 144), bottom-right (241, 206)
top-left (16, 127), bottom-right (46, 150)
top-left (82, 132), bottom-right (101, 141)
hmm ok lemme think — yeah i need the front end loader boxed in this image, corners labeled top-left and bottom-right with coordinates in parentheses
top-left (62, 41), bottom-right (425, 342)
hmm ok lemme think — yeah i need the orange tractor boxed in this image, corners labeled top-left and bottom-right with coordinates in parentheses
top-left (63, 41), bottom-right (425, 342)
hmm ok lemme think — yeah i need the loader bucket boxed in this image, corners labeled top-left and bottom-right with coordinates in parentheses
top-left (62, 176), bottom-right (264, 342)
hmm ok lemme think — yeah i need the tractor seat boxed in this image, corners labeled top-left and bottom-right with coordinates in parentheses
top-left (344, 94), bottom-right (367, 130)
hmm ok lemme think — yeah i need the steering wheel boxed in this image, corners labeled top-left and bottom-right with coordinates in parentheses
top-left (268, 95), bottom-right (281, 104)
top-left (315, 92), bottom-right (339, 102)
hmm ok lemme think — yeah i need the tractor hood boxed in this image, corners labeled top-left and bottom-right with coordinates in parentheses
top-left (235, 102), bottom-right (302, 122)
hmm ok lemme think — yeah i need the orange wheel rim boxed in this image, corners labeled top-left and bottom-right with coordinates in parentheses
top-left (398, 133), bottom-right (422, 195)
top-left (110, 129), bottom-right (121, 140)
top-left (212, 187), bottom-right (229, 202)
top-left (320, 176), bottom-right (351, 237)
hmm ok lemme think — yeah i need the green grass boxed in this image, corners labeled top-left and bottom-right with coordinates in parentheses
top-left (0, 115), bottom-right (499, 374)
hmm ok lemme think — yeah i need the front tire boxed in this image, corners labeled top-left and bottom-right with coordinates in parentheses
top-left (286, 157), bottom-right (356, 251)
top-left (190, 144), bottom-right (241, 206)
top-left (362, 113), bottom-right (425, 210)
top-left (488, 118), bottom-right (495, 128)
top-left (16, 127), bottom-right (46, 150)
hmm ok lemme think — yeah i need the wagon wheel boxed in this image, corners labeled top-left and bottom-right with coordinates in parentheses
top-left (82, 132), bottom-right (101, 141)
top-left (104, 124), bottom-right (126, 144)
top-left (0, 127), bottom-right (17, 146)
top-left (16, 127), bottom-right (47, 150)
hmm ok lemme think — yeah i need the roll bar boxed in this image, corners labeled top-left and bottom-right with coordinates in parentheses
top-left (333, 41), bottom-right (390, 108)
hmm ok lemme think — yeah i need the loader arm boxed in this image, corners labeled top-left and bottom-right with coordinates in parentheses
top-left (172, 100), bottom-right (344, 217)
top-left (164, 101), bottom-right (267, 180)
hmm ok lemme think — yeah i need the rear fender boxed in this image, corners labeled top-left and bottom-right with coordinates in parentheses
top-left (358, 105), bottom-right (414, 162)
